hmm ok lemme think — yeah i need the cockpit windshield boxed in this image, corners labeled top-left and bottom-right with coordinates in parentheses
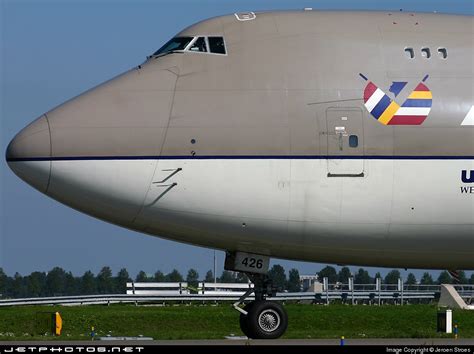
top-left (151, 36), bottom-right (227, 58)
top-left (152, 37), bottom-right (193, 56)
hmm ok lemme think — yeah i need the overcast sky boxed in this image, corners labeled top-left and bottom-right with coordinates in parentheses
top-left (1, 0), bottom-right (473, 280)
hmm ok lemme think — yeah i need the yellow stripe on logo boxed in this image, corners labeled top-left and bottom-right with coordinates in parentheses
top-left (378, 101), bottom-right (400, 125)
top-left (408, 91), bottom-right (433, 99)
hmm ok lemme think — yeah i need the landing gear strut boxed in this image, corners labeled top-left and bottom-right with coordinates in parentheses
top-left (232, 273), bottom-right (288, 339)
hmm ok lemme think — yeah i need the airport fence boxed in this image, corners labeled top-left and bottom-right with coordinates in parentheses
top-left (125, 282), bottom-right (253, 295)
top-left (0, 279), bottom-right (472, 307)
top-left (320, 278), bottom-right (474, 305)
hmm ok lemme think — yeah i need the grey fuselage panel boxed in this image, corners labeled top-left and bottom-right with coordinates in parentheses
top-left (7, 11), bottom-right (473, 161)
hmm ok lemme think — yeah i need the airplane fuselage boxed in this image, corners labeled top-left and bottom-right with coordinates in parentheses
top-left (6, 11), bottom-right (474, 269)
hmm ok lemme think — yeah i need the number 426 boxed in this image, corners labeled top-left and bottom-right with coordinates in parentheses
top-left (241, 257), bottom-right (263, 269)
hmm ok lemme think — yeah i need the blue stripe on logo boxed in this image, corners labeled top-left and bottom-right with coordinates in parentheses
top-left (402, 99), bottom-right (433, 108)
top-left (370, 95), bottom-right (392, 119)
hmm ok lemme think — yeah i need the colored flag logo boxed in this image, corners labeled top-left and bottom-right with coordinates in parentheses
top-left (359, 73), bottom-right (432, 125)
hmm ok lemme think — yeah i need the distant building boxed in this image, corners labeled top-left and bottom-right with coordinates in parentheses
top-left (299, 275), bottom-right (320, 292)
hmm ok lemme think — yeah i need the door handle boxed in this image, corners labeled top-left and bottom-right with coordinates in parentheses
top-left (327, 172), bottom-right (365, 178)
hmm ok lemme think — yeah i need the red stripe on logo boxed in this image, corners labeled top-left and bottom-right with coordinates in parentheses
top-left (388, 115), bottom-right (427, 125)
top-left (363, 82), bottom-right (377, 102)
top-left (414, 83), bottom-right (430, 91)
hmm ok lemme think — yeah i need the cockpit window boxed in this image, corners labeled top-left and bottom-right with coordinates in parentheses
top-left (151, 36), bottom-right (227, 59)
top-left (153, 37), bottom-right (193, 56)
top-left (208, 37), bottom-right (226, 54)
top-left (189, 37), bottom-right (208, 52)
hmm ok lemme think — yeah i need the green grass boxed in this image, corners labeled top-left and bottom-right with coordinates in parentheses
top-left (0, 304), bottom-right (472, 340)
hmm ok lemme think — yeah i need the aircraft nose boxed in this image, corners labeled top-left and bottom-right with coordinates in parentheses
top-left (6, 115), bottom-right (52, 193)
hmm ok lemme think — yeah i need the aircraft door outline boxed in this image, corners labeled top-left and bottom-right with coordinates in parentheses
top-left (326, 107), bottom-right (365, 177)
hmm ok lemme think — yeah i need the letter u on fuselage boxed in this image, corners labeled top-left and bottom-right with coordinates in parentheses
top-left (462, 170), bottom-right (474, 183)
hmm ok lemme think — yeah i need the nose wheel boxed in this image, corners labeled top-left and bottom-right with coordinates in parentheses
top-left (233, 273), bottom-right (288, 339)
top-left (240, 300), bottom-right (288, 339)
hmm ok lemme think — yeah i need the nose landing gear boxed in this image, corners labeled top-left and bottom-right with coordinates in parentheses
top-left (225, 251), bottom-right (288, 339)
top-left (232, 272), bottom-right (288, 339)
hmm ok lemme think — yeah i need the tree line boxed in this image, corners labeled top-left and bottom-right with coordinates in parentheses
top-left (317, 266), bottom-right (474, 286)
top-left (0, 265), bottom-right (473, 299)
top-left (0, 265), bottom-right (301, 298)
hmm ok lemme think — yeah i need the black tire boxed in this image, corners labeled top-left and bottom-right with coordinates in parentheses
top-left (239, 302), bottom-right (254, 337)
top-left (246, 301), bottom-right (288, 339)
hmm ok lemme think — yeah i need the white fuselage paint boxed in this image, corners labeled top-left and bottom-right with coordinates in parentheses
top-left (13, 157), bottom-right (472, 270)
top-left (461, 106), bottom-right (474, 126)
